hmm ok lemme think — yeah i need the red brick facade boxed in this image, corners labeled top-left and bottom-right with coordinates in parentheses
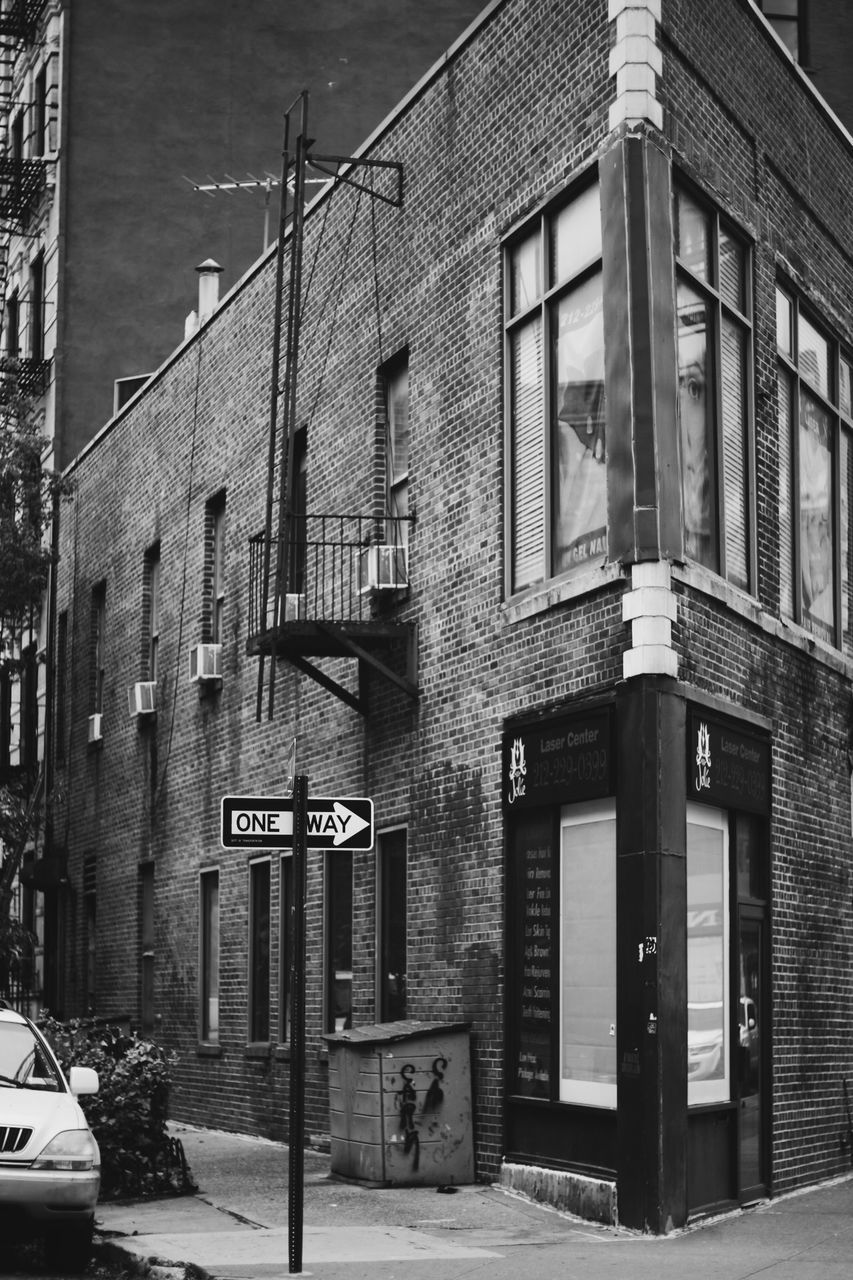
top-left (50, 0), bottom-right (853, 1230)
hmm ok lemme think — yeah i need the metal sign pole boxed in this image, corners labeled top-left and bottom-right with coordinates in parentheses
top-left (288, 773), bottom-right (308, 1273)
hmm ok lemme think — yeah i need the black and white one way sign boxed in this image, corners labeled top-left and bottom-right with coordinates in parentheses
top-left (220, 795), bottom-right (374, 850)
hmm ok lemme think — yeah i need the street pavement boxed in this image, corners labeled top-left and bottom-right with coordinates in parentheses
top-left (95, 1123), bottom-right (853, 1280)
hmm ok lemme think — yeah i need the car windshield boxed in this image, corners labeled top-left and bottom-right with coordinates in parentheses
top-left (0, 1022), bottom-right (62, 1090)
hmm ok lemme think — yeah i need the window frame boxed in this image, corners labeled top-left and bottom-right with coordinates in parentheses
top-left (686, 802), bottom-right (731, 1108)
top-left (206, 490), bottom-right (226, 645)
top-left (674, 180), bottom-right (756, 593)
top-left (145, 543), bottom-right (160, 682)
top-left (91, 582), bottom-right (106, 717)
top-left (279, 853), bottom-right (293, 1044)
top-left (140, 862), bottom-right (155, 1037)
top-left (200, 867), bottom-right (220, 1045)
top-left (504, 178), bottom-right (607, 597)
top-left (776, 283), bottom-right (852, 650)
top-left (376, 827), bottom-right (407, 1022)
top-left (383, 357), bottom-right (410, 549)
top-left (325, 849), bottom-right (353, 1033)
top-left (248, 857), bottom-right (271, 1044)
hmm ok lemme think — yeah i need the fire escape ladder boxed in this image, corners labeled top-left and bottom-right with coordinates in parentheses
top-left (252, 91), bottom-right (414, 720)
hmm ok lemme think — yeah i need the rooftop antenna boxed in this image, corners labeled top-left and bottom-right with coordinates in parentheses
top-left (184, 171), bottom-right (329, 251)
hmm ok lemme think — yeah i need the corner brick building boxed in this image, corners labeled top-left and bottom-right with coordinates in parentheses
top-left (49, 0), bottom-right (853, 1232)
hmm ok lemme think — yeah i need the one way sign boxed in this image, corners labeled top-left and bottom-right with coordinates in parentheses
top-left (220, 795), bottom-right (374, 851)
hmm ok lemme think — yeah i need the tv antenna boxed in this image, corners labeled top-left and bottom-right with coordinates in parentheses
top-left (183, 171), bottom-right (329, 251)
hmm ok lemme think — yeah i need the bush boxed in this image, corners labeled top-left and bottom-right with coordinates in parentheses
top-left (36, 1014), bottom-right (195, 1200)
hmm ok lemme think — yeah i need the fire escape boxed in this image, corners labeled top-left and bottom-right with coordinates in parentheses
top-left (249, 93), bottom-right (418, 718)
top-left (0, 0), bottom-right (50, 397)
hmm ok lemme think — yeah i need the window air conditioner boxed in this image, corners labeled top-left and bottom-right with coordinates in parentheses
top-left (189, 642), bottom-right (222, 683)
top-left (284, 593), bottom-right (306, 622)
top-left (359, 545), bottom-right (408, 594)
top-left (88, 713), bottom-right (103, 744)
top-left (128, 681), bottom-right (157, 717)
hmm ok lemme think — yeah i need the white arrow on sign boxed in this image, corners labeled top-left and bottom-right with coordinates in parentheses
top-left (229, 801), bottom-right (370, 847)
top-left (308, 801), bottom-right (370, 847)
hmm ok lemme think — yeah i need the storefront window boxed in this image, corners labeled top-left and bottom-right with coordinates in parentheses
top-left (687, 803), bottom-right (730, 1106)
top-left (559, 800), bottom-right (616, 1108)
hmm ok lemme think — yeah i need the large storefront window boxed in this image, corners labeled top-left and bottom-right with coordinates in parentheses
top-left (674, 185), bottom-right (752, 590)
top-left (506, 180), bottom-right (606, 593)
top-left (560, 801), bottom-right (616, 1108)
top-left (776, 285), bottom-right (853, 648)
top-left (687, 804), bottom-right (730, 1106)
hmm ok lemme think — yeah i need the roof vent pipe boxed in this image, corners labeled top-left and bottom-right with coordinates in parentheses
top-left (196, 258), bottom-right (224, 322)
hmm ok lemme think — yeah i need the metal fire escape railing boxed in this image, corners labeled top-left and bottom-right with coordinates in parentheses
top-left (0, 1), bottom-right (48, 368)
top-left (248, 512), bottom-right (414, 639)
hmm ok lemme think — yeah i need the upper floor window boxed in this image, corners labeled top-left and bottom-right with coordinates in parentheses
top-left (206, 491), bottom-right (225, 644)
top-left (91, 583), bottom-right (106, 716)
top-left (384, 360), bottom-right (409, 549)
top-left (776, 286), bottom-right (852, 648)
top-left (145, 544), bottom-right (160, 681)
top-left (29, 253), bottom-right (45, 364)
top-left (758, 1), bottom-right (804, 62)
top-left (505, 182), bottom-right (605, 594)
top-left (674, 185), bottom-right (753, 591)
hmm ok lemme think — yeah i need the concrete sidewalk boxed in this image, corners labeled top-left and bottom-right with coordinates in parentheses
top-left (95, 1123), bottom-right (853, 1280)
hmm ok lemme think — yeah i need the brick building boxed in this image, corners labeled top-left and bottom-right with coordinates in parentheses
top-left (50, 0), bottom-right (853, 1232)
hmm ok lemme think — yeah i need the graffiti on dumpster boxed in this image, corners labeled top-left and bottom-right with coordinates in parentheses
top-left (394, 1056), bottom-right (451, 1171)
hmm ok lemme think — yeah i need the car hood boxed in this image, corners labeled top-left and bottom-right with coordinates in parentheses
top-left (0, 1087), bottom-right (92, 1163)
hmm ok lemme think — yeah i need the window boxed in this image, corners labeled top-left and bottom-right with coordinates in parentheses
top-left (200, 869), bottom-right (220, 1043)
top-left (91, 583), bottom-right (106, 717)
top-left (83, 856), bottom-right (96, 1012)
top-left (280, 855), bottom-right (293, 1042)
top-left (208, 492), bottom-right (226, 644)
top-left (33, 64), bottom-right (48, 156)
top-left (384, 360), bottom-right (409, 553)
top-left (377, 829), bottom-right (407, 1021)
top-left (326, 850), bottom-right (352, 1032)
top-left (140, 863), bottom-right (155, 1036)
top-left (146, 545), bottom-right (160, 681)
top-left (5, 291), bottom-right (19, 357)
top-left (287, 426), bottom-right (307, 597)
top-left (506, 182), bottom-right (606, 594)
top-left (55, 609), bottom-right (67, 763)
top-left (29, 253), bottom-right (44, 363)
top-left (248, 859), bottom-right (270, 1042)
top-left (687, 804), bottom-right (730, 1106)
top-left (758, 1), bottom-right (804, 61)
top-left (776, 286), bottom-right (852, 648)
top-left (675, 185), bottom-right (753, 590)
top-left (559, 800), bottom-right (616, 1108)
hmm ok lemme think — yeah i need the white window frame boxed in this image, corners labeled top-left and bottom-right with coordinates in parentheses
top-left (559, 798), bottom-right (617, 1109)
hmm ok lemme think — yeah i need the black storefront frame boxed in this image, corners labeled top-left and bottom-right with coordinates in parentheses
top-left (502, 702), bottom-right (618, 1180)
top-left (685, 707), bottom-right (772, 1217)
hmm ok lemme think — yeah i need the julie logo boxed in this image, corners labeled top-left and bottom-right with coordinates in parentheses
top-left (508, 737), bottom-right (527, 804)
top-left (695, 721), bottom-right (711, 793)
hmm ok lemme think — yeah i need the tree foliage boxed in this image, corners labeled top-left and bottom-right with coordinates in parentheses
top-left (0, 364), bottom-right (64, 651)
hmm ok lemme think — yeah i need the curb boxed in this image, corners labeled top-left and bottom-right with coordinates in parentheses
top-left (94, 1238), bottom-right (211, 1280)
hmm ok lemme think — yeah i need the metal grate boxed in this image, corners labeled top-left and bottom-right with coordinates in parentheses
top-left (0, 1124), bottom-right (32, 1153)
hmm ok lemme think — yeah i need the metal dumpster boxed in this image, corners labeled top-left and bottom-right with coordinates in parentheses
top-left (325, 1020), bottom-right (474, 1187)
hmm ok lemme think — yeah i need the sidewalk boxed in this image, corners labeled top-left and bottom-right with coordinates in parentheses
top-left (95, 1123), bottom-right (853, 1280)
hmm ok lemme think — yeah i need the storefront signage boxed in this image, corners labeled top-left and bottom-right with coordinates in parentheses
top-left (510, 815), bottom-right (553, 1099)
top-left (688, 713), bottom-right (770, 814)
top-left (502, 709), bottom-right (612, 810)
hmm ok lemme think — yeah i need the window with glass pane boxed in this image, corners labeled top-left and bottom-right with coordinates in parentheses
top-left (776, 286), bottom-right (852, 649)
top-left (249, 859), bottom-right (270, 1042)
top-left (506, 182), bottom-right (605, 593)
top-left (687, 804), bottom-right (730, 1106)
top-left (326, 850), bottom-right (353, 1032)
top-left (675, 186), bottom-right (752, 590)
top-left (146, 545), bottom-right (160, 682)
top-left (200, 870), bottom-right (220, 1043)
top-left (384, 360), bottom-right (409, 562)
top-left (559, 801), bottom-right (616, 1108)
top-left (211, 494), bottom-right (226, 644)
top-left (758, 1), bottom-right (801, 60)
top-left (378, 829), bottom-right (407, 1021)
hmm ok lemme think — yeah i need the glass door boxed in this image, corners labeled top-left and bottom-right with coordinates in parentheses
top-left (737, 912), bottom-right (766, 1200)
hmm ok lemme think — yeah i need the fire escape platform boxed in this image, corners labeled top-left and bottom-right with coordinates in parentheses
top-left (247, 617), bottom-right (412, 661)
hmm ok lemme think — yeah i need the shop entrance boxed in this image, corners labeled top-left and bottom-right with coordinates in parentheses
top-left (686, 803), bottom-right (768, 1214)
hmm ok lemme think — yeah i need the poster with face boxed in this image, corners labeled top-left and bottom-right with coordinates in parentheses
top-left (553, 274), bottom-right (606, 573)
top-left (678, 287), bottom-right (713, 567)
top-left (799, 393), bottom-right (833, 642)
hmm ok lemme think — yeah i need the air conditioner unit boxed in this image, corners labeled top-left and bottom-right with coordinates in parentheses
top-left (128, 681), bottom-right (157, 717)
top-left (189, 643), bottom-right (222, 683)
top-left (284, 592), bottom-right (306, 621)
top-left (88, 713), bottom-right (103, 744)
top-left (359, 545), bottom-right (408, 594)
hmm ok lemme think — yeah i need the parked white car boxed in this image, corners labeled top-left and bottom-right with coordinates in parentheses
top-left (0, 1002), bottom-right (100, 1271)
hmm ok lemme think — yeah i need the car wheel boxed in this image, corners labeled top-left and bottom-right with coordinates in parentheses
top-left (44, 1217), bottom-right (95, 1273)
